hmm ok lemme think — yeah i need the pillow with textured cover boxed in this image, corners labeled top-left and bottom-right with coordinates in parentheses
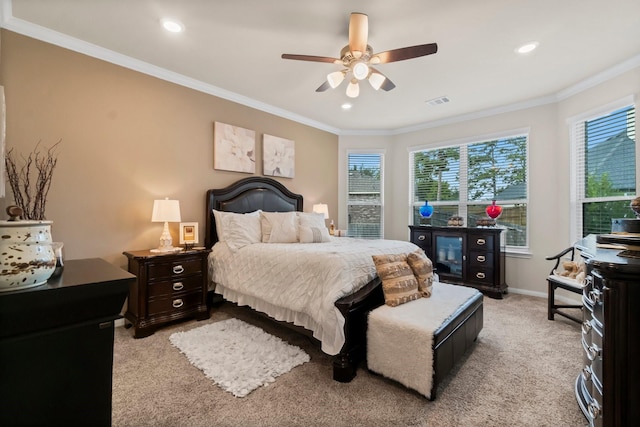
top-left (260, 211), bottom-right (298, 243)
top-left (407, 249), bottom-right (434, 298)
top-left (224, 213), bottom-right (262, 250)
top-left (372, 253), bottom-right (422, 307)
top-left (213, 209), bottom-right (260, 243)
top-left (297, 212), bottom-right (331, 243)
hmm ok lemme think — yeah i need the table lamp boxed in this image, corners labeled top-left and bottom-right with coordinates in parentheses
top-left (150, 198), bottom-right (181, 253)
top-left (312, 203), bottom-right (329, 220)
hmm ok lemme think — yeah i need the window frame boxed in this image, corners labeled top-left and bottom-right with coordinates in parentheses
top-left (346, 149), bottom-right (385, 239)
top-left (569, 96), bottom-right (637, 242)
top-left (408, 128), bottom-right (530, 251)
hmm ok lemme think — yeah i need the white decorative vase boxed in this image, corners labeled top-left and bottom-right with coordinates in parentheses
top-left (0, 219), bottom-right (56, 292)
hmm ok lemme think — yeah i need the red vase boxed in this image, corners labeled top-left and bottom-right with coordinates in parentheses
top-left (486, 200), bottom-right (502, 219)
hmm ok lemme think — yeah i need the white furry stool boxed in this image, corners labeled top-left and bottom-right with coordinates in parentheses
top-left (367, 282), bottom-right (483, 400)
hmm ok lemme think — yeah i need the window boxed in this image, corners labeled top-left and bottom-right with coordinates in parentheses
top-left (410, 132), bottom-right (529, 248)
top-left (570, 101), bottom-right (636, 240)
top-left (347, 152), bottom-right (383, 239)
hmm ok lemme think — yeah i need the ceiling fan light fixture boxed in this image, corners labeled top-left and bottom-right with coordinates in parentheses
top-left (327, 71), bottom-right (345, 89)
top-left (352, 61), bottom-right (369, 80)
top-left (346, 80), bottom-right (360, 98)
top-left (368, 72), bottom-right (386, 90)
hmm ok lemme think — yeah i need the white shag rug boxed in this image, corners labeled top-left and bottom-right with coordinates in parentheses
top-left (169, 318), bottom-right (310, 397)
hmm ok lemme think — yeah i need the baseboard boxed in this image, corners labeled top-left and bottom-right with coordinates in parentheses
top-left (508, 287), bottom-right (581, 304)
top-left (115, 318), bottom-right (125, 328)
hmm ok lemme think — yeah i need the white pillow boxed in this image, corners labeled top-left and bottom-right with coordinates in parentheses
top-left (260, 211), bottom-right (298, 243)
top-left (212, 209), bottom-right (260, 243)
top-left (224, 213), bottom-right (262, 251)
top-left (297, 212), bottom-right (330, 242)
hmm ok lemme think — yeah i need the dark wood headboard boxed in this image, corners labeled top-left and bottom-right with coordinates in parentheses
top-left (205, 176), bottom-right (304, 248)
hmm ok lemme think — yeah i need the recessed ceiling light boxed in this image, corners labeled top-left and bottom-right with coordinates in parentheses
top-left (161, 18), bottom-right (184, 33)
top-left (341, 103), bottom-right (352, 110)
top-left (515, 42), bottom-right (539, 55)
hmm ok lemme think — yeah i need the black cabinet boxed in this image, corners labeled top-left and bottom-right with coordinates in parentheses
top-left (575, 235), bottom-right (640, 426)
top-left (409, 225), bottom-right (506, 298)
top-left (0, 258), bottom-right (133, 427)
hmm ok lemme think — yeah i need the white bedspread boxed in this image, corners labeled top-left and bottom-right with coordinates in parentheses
top-left (208, 237), bottom-right (419, 355)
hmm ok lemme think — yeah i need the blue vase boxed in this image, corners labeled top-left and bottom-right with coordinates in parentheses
top-left (419, 201), bottom-right (434, 218)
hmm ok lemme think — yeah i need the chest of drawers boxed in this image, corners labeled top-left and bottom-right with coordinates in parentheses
top-left (123, 249), bottom-right (210, 338)
top-left (409, 225), bottom-right (506, 298)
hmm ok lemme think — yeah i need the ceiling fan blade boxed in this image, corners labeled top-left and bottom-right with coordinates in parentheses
top-left (316, 81), bottom-right (331, 92)
top-left (372, 43), bottom-right (438, 64)
top-left (281, 54), bottom-right (340, 64)
top-left (369, 67), bottom-right (396, 91)
top-left (348, 12), bottom-right (368, 58)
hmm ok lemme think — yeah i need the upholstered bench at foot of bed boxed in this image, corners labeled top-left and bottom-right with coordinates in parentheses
top-left (366, 282), bottom-right (483, 400)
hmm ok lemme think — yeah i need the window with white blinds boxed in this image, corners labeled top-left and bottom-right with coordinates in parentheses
top-left (571, 102), bottom-right (636, 239)
top-left (410, 134), bottom-right (529, 248)
top-left (347, 152), bottom-right (383, 239)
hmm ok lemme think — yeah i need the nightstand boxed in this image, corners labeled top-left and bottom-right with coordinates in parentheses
top-left (123, 248), bottom-right (211, 338)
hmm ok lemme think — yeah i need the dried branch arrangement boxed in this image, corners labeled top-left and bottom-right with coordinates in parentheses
top-left (5, 140), bottom-right (61, 220)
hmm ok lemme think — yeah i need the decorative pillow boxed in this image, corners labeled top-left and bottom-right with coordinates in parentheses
top-left (372, 253), bottom-right (421, 307)
top-left (407, 249), bottom-right (434, 298)
top-left (260, 211), bottom-right (298, 243)
top-left (213, 209), bottom-right (260, 243)
top-left (297, 212), bottom-right (330, 242)
top-left (224, 213), bottom-right (262, 251)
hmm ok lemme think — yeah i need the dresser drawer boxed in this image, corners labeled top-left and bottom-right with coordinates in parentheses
top-left (468, 251), bottom-right (494, 268)
top-left (468, 234), bottom-right (494, 251)
top-left (411, 230), bottom-right (431, 251)
top-left (147, 274), bottom-right (203, 298)
top-left (467, 267), bottom-right (494, 285)
top-left (147, 290), bottom-right (203, 316)
top-left (147, 256), bottom-right (202, 279)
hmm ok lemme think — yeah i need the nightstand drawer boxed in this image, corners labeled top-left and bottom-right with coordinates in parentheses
top-left (147, 291), bottom-right (203, 316)
top-left (147, 275), bottom-right (203, 298)
top-left (147, 256), bottom-right (202, 279)
top-left (468, 251), bottom-right (494, 267)
top-left (411, 230), bottom-right (431, 251)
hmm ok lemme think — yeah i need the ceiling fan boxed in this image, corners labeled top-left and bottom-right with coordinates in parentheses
top-left (281, 12), bottom-right (438, 98)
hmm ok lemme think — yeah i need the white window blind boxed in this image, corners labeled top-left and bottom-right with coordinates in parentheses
top-left (571, 103), bottom-right (636, 239)
top-left (347, 152), bottom-right (383, 239)
top-left (410, 134), bottom-right (528, 248)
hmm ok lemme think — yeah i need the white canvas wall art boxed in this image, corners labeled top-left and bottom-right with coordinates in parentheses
top-left (214, 122), bottom-right (256, 173)
top-left (263, 134), bottom-right (294, 178)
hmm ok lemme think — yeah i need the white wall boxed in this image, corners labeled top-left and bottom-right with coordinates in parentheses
top-left (339, 66), bottom-right (640, 298)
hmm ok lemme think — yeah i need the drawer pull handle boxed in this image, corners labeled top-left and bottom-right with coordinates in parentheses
top-left (173, 282), bottom-right (184, 291)
top-left (476, 272), bottom-right (486, 279)
top-left (418, 235), bottom-right (426, 241)
top-left (173, 265), bottom-right (184, 274)
top-left (581, 366), bottom-right (592, 382)
top-left (476, 255), bottom-right (486, 262)
top-left (587, 289), bottom-right (601, 304)
top-left (587, 399), bottom-right (601, 420)
top-left (476, 238), bottom-right (486, 246)
top-left (172, 299), bottom-right (184, 308)
top-left (586, 344), bottom-right (601, 361)
top-left (581, 320), bottom-right (592, 335)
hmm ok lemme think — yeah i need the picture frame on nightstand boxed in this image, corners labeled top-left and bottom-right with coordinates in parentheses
top-left (179, 222), bottom-right (199, 245)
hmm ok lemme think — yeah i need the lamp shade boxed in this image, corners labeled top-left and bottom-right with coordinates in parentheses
top-left (312, 203), bottom-right (329, 219)
top-left (151, 198), bottom-right (181, 222)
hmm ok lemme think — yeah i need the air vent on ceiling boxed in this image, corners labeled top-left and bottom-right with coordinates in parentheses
top-left (426, 96), bottom-right (450, 106)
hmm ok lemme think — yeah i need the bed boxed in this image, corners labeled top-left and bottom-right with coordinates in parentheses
top-left (205, 176), bottom-right (419, 382)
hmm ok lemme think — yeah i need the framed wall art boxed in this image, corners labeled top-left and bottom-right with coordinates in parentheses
top-left (263, 134), bottom-right (295, 178)
top-left (214, 121), bottom-right (256, 173)
top-left (179, 222), bottom-right (199, 245)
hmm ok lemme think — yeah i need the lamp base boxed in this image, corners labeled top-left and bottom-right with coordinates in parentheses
top-left (151, 221), bottom-right (181, 253)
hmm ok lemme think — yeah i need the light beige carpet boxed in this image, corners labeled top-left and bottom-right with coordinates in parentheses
top-left (112, 293), bottom-right (586, 427)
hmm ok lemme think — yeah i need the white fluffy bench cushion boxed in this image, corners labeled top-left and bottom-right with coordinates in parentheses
top-left (367, 282), bottom-right (481, 399)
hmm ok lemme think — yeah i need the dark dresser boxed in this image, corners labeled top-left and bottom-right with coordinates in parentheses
top-left (0, 258), bottom-right (133, 427)
top-left (575, 235), bottom-right (640, 426)
top-left (409, 225), bottom-right (506, 298)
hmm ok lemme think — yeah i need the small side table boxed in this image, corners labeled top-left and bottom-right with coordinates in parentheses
top-left (123, 248), bottom-right (211, 338)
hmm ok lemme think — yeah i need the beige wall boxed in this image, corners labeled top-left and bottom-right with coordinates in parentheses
top-left (0, 30), bottom-right (339, 267)
top-left (340, 67), bottom-right (640, 298)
